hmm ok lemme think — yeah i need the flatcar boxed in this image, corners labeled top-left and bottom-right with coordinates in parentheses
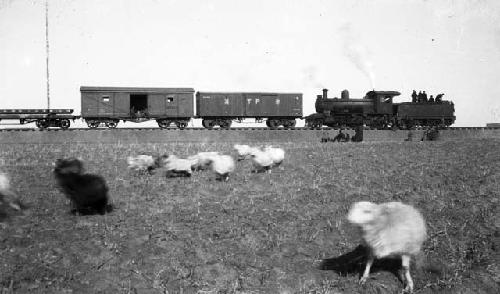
top-left (305, 89), bottom-right (455, 129)
top-left (0, 109), bottom-right (78, 129)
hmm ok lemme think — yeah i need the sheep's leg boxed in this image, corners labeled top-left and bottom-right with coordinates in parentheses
top-left (359, 255), bottom-right (374, 284)
top-left (402, 254), bottom-right (414, 292)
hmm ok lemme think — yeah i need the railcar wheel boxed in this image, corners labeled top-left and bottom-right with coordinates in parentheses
top-left (106, 121), bottom-right (118, 128)
top-left (36, 119), bottom-right (49, 129)
top-left (220, 120), bottom-right (232, 129)
top-left (176, 121), bottom-right (188, 129)
top-left (157, 120), bottom-right (170, 128)
top-left (87, 121), bottom-right (100, 128)
top-left (283, 120), bottom-right (296, 129)
top-left (267, 119), bottom-right (278, 129)
top-left (60, 119), bottom-right (70, 129)
top-left (202, 119), bottom-right (214, 129)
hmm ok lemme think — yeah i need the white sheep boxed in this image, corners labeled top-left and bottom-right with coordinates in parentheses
top-left (0, 172), bottom-right (22, 212)
top-left (210, 154), bottom-right (235, 181)
top-left (188, 151), bottom-right (220, 171)
top-left (127, 155), bottom-right (159, 173)
top-left (249, 148), bottom-right (274, 173)
top-left (161, 155), bottom-right (195, 177)
top-left (263, 146), bottom-right (285, 167)
top-left (234, 144), bottom-right (260, 161)
top-left (347, 201), bottom-right (427, 292)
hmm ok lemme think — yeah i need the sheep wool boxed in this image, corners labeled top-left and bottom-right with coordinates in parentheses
top-left (211, 155), bottom-right (235, 181)
top-left (347, 201), bottom-right (427, 292)
top-left (263, 146), bottom-right (285, 166)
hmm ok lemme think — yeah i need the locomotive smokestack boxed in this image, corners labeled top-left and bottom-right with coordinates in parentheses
top-left (322, 88), bottom-right (328, 99)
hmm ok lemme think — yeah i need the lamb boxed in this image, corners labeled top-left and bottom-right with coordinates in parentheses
top-left (234, 144), bottom-right (260, 161)
top-left (53, 158), bottom-right (112, 215)
top-left (161, 155), bottom-right (195, 177)
top-left (210, 154), bottom-right (235, 181)
top-left (188, 151), bottom-right (220, 171)
top-left (127, 154), bottom-right (160, 173)
top-left (249, 148), bottom-right (274, 173)
top-left (347, 201), bottom-right (427, 292)
top-left (263, 146), bottom-right (285, 167)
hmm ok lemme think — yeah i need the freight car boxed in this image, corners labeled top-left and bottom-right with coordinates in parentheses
top-left (0, 109), bottom-right (78, 129)
top-left (196, 92), bottom-right (302, 129)
top-left (305, 89), bottom-right (455, 129)
top-left (80, 86), bottom-right (195, 129)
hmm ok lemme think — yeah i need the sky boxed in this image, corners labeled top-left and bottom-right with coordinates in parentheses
top-left (1, 0), bottom-right (500, 127)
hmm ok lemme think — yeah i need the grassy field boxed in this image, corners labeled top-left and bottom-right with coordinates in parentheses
top-left (0, 138), bottom-right (499, 293)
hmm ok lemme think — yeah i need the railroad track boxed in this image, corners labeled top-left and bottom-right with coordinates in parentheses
top-left (0, 126), bottom-right (497, 132)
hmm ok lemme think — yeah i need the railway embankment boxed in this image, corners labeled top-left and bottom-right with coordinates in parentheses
top-left (0, 128), bottom-right (499, 144)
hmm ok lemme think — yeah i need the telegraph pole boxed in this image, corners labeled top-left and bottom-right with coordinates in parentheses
top-left (45, 0), bottom-right (50, 109)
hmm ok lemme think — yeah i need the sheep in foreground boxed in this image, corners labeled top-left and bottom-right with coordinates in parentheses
top-left (188, 151), bottom-right (219, 171)
top-left (263, 146), bottom-right (285, 167)
top-left (161, 155), bottom-right (195, 177)
top-left (127, 154), bottom-right (160, 173)
top-left (210, 154), bottom-right (235, 181)
top-left (249, 149), bottom-right (274, 173)
top-left (53, 158), bottom-right (112, 215)
top-left (234, 144), bottom-right (260, 161)
top-left (0, 172), bottom-right (25, 221)
top-left (347, 201), bottom-right (427, 293)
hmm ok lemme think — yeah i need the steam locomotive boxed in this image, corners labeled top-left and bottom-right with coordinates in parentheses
top-left (304, 89), bottom-right (455, 129)
top-left (0, 86), bottom-right (455, 130)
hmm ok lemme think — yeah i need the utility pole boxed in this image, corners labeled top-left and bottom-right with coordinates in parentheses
top-left (45, 0), bottom-right (50, 109)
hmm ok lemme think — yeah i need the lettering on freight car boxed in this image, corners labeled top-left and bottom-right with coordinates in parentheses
top-left (255, 99), bottom-right (260, 104)
top-left (224, 98), bottom-right (229, 105)
top-left (276, 99), bottom-right (280, 105)
top-left (247, 98), bottom-right (252, 104)
top-left (203, 96), bottom-right (211, 99)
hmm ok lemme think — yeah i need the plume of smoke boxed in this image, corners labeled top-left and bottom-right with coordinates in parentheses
top-left (339, 23), bottom-right (376, 89)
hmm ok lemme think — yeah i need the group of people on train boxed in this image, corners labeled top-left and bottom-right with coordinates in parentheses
top-left (411, 90), bottom-right (444, 103)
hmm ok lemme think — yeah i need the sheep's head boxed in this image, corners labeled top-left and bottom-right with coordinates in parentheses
top-left (347, 201), bottom-right (380, 225)
top-left (53, 158), bottom-right (84, 175)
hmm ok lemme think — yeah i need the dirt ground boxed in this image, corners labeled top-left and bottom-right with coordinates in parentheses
top-left (0, 138), bottom-right (499, 293)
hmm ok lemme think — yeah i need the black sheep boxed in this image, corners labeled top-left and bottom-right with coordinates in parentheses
top-left (53, 158), bottom-right (112, 215)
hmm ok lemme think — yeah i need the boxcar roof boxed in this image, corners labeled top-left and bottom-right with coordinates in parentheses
top-left (196, 91), bottom-right (303, 95)
top-left (80, 86), bottom-right (195, 93)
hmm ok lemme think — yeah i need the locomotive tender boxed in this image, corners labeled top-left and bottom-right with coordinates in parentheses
top-left (0, 86), bottom-right (455, 130)
top-left (304, 89), bottom-right (455, 129)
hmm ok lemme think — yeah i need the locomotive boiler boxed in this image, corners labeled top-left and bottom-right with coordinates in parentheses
top-left (305, 89), bottom-right (400, 129)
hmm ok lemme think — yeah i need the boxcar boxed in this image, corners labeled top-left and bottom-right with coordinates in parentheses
top-left (80, 86), bottom-right (195, 128)
top-left (196, 92), bottom-right (302, 129)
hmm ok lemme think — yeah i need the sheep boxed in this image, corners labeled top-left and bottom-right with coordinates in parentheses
top-left (161, 155), bottom-right (196, 177)
top-left (347, 201), bottom-right (427, 292)
top-left (0, 172), bottom-right (25, 221)
top-left (263, 146), bottom-right (285, 167)
top-left (53, 158), bottom-right (112, 215)
top-left (210, 154), bottom-right (235, 181)
top-left (127, 154), bottom-right (160, 173)
top-left (234, 144), bottom-right (260, 161)
top-left (188, 151), bottom-right (220, 171)
top-left (249, 148), bottom-right (274, 173)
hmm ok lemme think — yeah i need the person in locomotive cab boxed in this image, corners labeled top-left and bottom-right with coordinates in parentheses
top-left (429, 95), bottom-right (434, 102)
top-left (411, 90), bottom-right (417, 103)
